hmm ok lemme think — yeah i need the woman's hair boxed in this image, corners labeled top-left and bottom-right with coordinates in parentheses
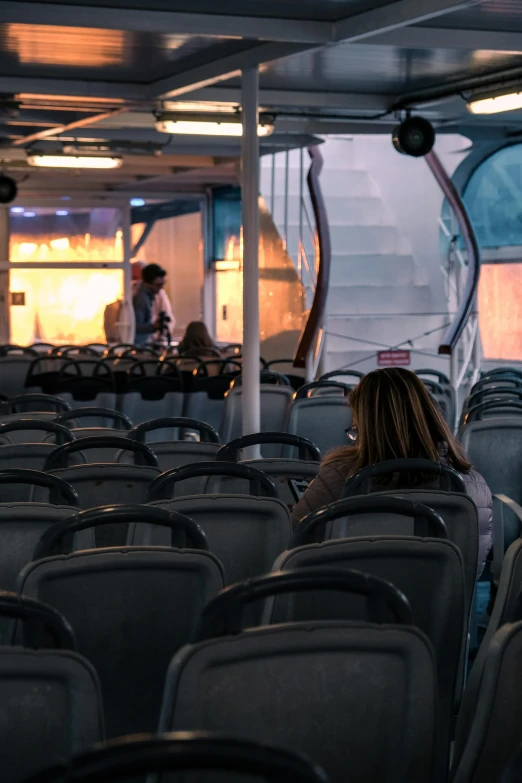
top-left (178, 321), bottom-right (216, 354)
top-left (324, 367), bottom-right (471, 478)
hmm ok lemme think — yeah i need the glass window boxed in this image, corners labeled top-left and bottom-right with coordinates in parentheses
top-left (212, 187), bottom-right (241, 261)
top-left (9, 206), bottom-right (124, 262)
top-left (464, 144), bottom-right (522, 249)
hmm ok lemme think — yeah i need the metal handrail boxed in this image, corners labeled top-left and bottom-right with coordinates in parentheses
top-left (299, 239), bottom-right (317, 293)
top-left (426, 150), bottom-right (481, 355)
top-left (294, 146), bottom-right (332, 370)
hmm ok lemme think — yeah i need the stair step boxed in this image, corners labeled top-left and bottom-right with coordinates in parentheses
top-left (329, 225), bottom-right (400, 255)
top-left (322, 348), bottom-right (452, 376)
top-left (329, 254), bottom-right (417, 286)
top-left (327, 284), bottom-right (435, 315)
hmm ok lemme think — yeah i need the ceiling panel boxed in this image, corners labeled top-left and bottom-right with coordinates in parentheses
top-left (248, 42), bottom-right (522, 95)
top-left (29, 0), bottom-right (392, 23)
top-left (423, 0), bottom-right (522, 32)
top-left (0, 23), bottom-right (221, 82)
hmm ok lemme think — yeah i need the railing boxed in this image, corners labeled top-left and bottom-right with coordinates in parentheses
top-left (429, 150), bottom-right (482, 417)
top-left (265, 146), bottom-right (330, 380)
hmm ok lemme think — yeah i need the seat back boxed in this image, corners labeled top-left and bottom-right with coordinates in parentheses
top-left (56, 360), bottom-right (117, 414)
top-left (159, 569), bottom-right (436, 783)
top-left (144, 495), bottom-right (292, 584)
top-left (183, 370), bottom-right (238, 435)
top-left (24, 733), bottom-right (328, 783)
top-left (124, 416), bottom-right (221, 469)
top-left (452, 622), bottom-right (522, 783)
top-left (461, 418), bottom-right (522, 550)
top-left (216, 431), bottom-right (321, 506)
top-left (285, 397), bottom-right (352, 456)
top-left (0, 500), bottom-right (92, 642)
top-left (0, 413), bottom-right (69, 444)
top-left (121, 359), bottom-right (184, 425)
top-left (20, 512), bottom-right (224, 738)
top-left (0, 355), bottom-right (37, 398)
top-left (454, 540), bottom-right (522, 771)
top-left (272, 533), bottom-right (465, 778)
top-left (0, 593), bottom-right (103, 783)
top-left (221, 386), bottom-right (293, 449)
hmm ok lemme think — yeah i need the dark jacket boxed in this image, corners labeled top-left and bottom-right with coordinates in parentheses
top-left (291, 459), bottom-right (493, 579)
top-left (132, 284), bottom-right (156, 346)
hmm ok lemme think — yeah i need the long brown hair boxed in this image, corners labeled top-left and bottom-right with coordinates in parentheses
top-left (178, 321), bottom-right (217, 354)
top-left (324, 367), bottom-right (471, 478)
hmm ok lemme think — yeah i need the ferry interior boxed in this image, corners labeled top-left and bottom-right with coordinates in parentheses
top-left (1, 1), bottom-right (522, 781)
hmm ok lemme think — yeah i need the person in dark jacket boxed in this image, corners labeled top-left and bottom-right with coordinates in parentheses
top-left (292, 366), bottom-right (493, 578)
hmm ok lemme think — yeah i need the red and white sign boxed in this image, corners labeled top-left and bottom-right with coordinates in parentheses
top-left (377, 350), bottom-right (411, 367)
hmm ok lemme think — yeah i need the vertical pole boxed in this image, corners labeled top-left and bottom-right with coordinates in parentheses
top-left (120, 203), bottom-right (134, 344)
top-left (0, 208), bottom-right (10, 344)
top-left (270, 153), bottom-right (276, 216)
top-left (202, 191), bottom-right (216, 338)
top-left (284, 149), bottom-right (289, 251)
top-left (241, 67), bottom-right (261, 443)
top-left (298, 147), bottom-right (303, 282)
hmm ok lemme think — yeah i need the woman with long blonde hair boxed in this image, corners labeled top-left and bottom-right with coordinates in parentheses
top-left (291, 367), bottom-right (492, 576)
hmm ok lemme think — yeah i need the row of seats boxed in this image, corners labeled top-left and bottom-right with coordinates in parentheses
top-left (0, 365), bottom-right (517, 783)
top-left (0, 485), bottom-right (520, 783)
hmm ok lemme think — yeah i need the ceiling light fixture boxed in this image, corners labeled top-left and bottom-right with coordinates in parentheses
top-left (26, 154), bottom-right (122, 169)
top-left (155, 112), bottom-right (274, 137)
top-left (467, 87), bottom-right (522, 115)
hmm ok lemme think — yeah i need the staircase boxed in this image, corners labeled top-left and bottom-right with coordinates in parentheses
top-left (261, 136), bottom-right (451, 376)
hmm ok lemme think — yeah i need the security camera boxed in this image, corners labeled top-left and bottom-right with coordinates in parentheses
top-left (392, 117), bottom-right (435, 158)
top-left (0, 174), bottom-right (17, 204)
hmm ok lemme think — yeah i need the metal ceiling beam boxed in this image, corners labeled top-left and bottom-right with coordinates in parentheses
top-left (333, 0), bottom-right (480, 43)
top-left (363, 25), bottom-right (522, 52)
top-left (170, 86), bottom-right (391, 111)
top-left (0, 2), bottom-right (330, 44)
top-left (149, 41), bottom-right (310, 100)
top-left (11, 107), bottom-right (129, 146)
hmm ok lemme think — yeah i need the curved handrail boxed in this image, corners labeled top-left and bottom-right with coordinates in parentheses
top-left (425, 150), bottom-right (481, 355)
top-left (293, 146), bottom-right (331, 369)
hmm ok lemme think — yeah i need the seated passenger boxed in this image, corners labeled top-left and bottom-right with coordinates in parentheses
top-left (178, 321), bottom-right (221, 360)
top-left (292, 366), bottom-right (492, 577)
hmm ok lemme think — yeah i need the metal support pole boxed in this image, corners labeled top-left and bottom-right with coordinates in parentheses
top-left (241, 67), bottom-right (261, 444)
top-left (284, 149), bottom-right (289, 251)
top-left (270, 153), bottom-right (275, 217)
top-left (0, 208), bottom-right (10, 344)
top-left (298, 147), bottom-right (303, 282)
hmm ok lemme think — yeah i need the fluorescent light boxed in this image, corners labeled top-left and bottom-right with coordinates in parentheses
top-left (215, 259), bottom-right (241, 271)
top-left (130, 197), bottom-right (145, 207)
top-left (56, 210), bottom-right (68, 216)
top-left (27, 154), bottom-right (122, 169)
top-left (155, 113), bottom-right (274, 137)
top-left (23, 212), bottom-right (35, 217)
top-left (468, 89), bottom-right (522, 114)
top-left (10, 207), bottom-right (24, 213)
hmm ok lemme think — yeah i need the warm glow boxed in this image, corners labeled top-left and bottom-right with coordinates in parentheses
top-left (6, 24), bottom-right (125, 68)
top-left (27, 155), bottom-right (122, 169)
top-left (468, 91), bottom-right (522, 114)
top-left (215, 259), bottom-right (241, 271)
top-left (155, 119), bottom-right (274, 137)
top-left (11, 232), bottom-right (123, 263)
top-left (10, 269), bottom-right (123, 345)
top-left (49, 238), bottom-right (70, 251)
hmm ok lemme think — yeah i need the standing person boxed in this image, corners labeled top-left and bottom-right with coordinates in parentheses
top-left (132, 263), bottom-right (167, 346)
top-left (291, 367), bottom-right (493, 579)
top-left (132, 260), bottom-right (175, 342)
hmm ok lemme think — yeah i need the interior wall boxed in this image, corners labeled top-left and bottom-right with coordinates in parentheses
top-left (133, 211), bottom-right (204, 339)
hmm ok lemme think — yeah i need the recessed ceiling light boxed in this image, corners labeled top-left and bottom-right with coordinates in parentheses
top-left (27, 154), bottom-right (122, 169)
top-left (56, 210), bottom-right (69, 216)
top-left (10, 207), bottom-right (24, 213)
top-left (130, 198), bottom-right (145, 207)
top-left (23, 212), bottom-right (36, 217)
